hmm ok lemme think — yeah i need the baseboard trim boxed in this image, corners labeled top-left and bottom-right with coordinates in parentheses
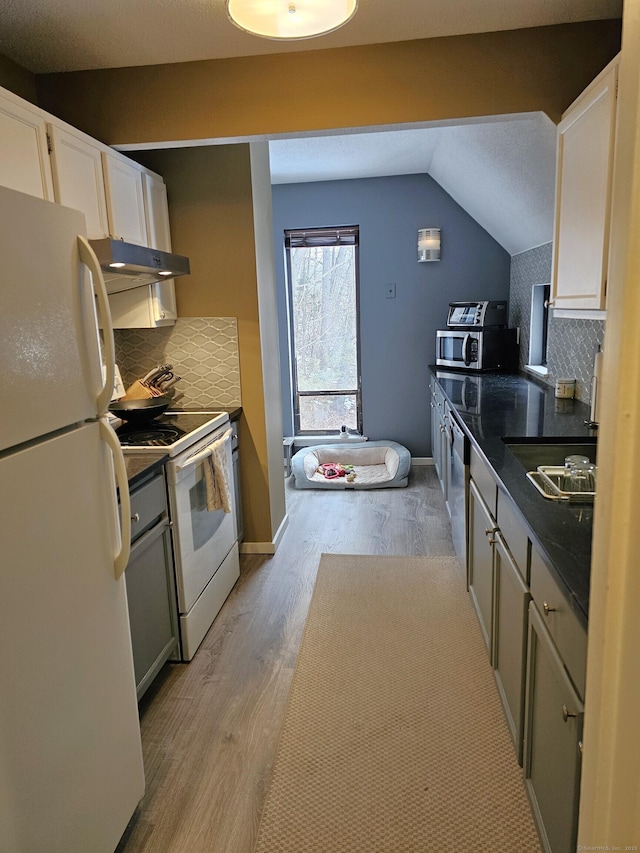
top-left (272, 513), bottom-right (289, 551)
top-left (412, 457), bottom-right (434, 466)
top-left (239, 512), bottom-right (289, 555)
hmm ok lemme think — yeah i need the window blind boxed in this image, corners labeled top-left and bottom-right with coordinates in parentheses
top-left (285, 226), bottom-right (359, 248)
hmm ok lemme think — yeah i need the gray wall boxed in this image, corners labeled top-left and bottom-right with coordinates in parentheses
top-left (271, 174), bottom-right (511, 456)
top-left (509, 243), bottom-right (605, 403)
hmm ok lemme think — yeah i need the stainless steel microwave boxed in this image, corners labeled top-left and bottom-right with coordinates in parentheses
top-left (436, 328), bottom-right (517, 371)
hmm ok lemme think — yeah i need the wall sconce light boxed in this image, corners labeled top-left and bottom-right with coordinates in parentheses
top-left (227, 0), bottom-right (358, 40)
top-left (418, 228), bottom-right (441, 262)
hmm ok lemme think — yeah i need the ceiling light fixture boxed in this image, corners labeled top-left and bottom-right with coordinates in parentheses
top-left (227, 0), bottom-right (358, 40)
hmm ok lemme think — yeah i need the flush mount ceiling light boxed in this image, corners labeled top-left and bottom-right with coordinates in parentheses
top-left (227, 0), bottom-right (358, 40)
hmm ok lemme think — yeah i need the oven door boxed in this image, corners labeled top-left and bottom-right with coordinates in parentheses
top-left (436, 330), bottom-right (480, 368)
top-left (166, 428), bottom-right (237, 615)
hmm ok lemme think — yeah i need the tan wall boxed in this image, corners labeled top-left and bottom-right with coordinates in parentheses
top-left (36, 22), bottom-right (621, 147)
top-left (134, 144), bottom-right (273, 545)
top-left (0, 53), bottom-right (38, 104)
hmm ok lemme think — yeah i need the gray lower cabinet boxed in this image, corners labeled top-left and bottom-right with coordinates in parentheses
top-left (467, 478), bottom-right (496, 659)
top-left (493, 531), bottom-right (530, 765)
top-left (432, 376), bottom-right (586, 852)
top-left (126, 470), bottom-right (179, 700)
top-left (524, 603), bottom-right (584, 853)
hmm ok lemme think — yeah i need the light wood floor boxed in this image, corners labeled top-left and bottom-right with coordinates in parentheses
top-left (117, 465), bottom-right (455, 853)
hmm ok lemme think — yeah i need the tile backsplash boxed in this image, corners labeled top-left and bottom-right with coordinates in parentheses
top-left (114, 317), bottom-right (241, 409)
top-left (509, 243), bottom-right (604, 403)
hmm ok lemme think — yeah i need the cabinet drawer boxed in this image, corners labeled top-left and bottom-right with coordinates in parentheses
top-left (530, 548), bottom-right (587, 699)
top-left (130, 472), bottom-right (167, 543)
top-left (470, 444), bottom-right (497, 520)
top-left (497, 488), bottom-right (530, 581)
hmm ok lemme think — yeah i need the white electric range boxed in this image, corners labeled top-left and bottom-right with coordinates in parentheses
top-left (116, 410), bottom-right (240, 661)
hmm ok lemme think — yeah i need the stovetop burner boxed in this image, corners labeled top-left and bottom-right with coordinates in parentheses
top-left (115, 410), bottom-right (230, 456)
top-left (117, 422), bottom-right (185, 447)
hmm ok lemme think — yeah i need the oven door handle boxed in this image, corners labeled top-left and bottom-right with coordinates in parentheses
top-left (175, 428), bottom-right (233, 473)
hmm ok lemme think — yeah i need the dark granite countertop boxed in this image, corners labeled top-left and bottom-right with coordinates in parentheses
top-left (124, 454), bottom-right (169, 490)
top-left (431, 368), bottom-right (598, 628)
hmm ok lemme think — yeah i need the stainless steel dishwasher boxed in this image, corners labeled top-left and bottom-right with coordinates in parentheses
top-left (449, 413), bottom-right (469, 567)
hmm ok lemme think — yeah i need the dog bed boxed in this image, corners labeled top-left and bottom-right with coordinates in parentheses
top-left (291, 441), bottom-right (411, 489)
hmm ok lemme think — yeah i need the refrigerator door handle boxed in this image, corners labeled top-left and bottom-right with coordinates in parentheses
top-left (99, 418), bottom-right (131, 580)
top-left (78, 235), bottom-right (114, 416)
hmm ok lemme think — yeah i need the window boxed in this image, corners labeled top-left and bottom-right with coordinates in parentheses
top-left (527, 283), bottom-right (551, 375)
top-left (285, 226), bottom-right (361, 434)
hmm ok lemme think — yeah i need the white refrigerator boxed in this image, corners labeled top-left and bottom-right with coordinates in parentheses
top-left (0, 186), bottom-right (144, 852)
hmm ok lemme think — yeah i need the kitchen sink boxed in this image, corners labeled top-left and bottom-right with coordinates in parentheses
top-left (502, 438), bottom-right (597, 473)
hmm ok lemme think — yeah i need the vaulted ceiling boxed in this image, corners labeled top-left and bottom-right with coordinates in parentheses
top-left (269, 114), bottom-right (558, 256)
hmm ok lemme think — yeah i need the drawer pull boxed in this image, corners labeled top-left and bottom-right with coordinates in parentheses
top-left (131, 512), bottom-right (140, 523)
top-left (562, 704), bottom-right (577, 722)
top-left (543, 601), bottom-right (556, 616)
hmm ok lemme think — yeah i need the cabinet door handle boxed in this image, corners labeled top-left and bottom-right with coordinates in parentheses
top-left (131, 512), bottom-right (140, 523)
top-left (562, 704), bottom-right (577, 722)
top-left (543, 601), bottom-right (556, 616)
top-left (578, 740), bottom-right (584, 754)
top-left (485, 527), bottom-right (497, 546)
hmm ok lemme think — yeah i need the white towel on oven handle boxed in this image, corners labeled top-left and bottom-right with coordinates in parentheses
top-left (203, 428), bottom-right (232, 513)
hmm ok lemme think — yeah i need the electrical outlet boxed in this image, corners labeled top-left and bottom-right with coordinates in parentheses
top-left (386, 283), bottom-right (396, 299)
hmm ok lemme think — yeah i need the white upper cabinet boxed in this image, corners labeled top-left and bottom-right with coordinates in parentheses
top-left (47, 123), bottom-right (110, 239)
top-left (107, 170), bottom-right (178, 328)
top-left (1, 83), bottom-right (179, 330)
top-left (102, 152), bottom-right (148, 245)
top-left (144, 172), bottom-right (178, 325)
top-left (143, 171), bottom-right (172, 252)
top-left (0, 90), bottom-right (54, 201)
top-left (551, 56), bottom-right (619, 314)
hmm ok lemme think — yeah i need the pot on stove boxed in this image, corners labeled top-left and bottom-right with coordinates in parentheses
top-left (108, 395), bottom-right (170, 423)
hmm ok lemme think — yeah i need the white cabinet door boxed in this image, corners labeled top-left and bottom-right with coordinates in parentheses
top-left (144, 171), bottom-right (177, 324)
top-left (108, 170), bottom-right (178, 328)
top-left (48, 123), bottom-right (110, 239)
top-left (551, 57), bottom-right (619, 313)
top-left (0, 91), bottom-right (54, 200)
top-left (102, 152), bottom-right (147, 245)
top-left (144, 171), bottom-right (172, 251)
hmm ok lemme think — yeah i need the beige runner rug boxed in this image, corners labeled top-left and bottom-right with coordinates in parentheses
top-left (254, 554), bottom-right (541, 852)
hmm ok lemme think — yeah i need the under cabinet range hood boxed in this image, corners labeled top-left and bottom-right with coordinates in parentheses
top-left (89, 238), bottom-right (190, 295)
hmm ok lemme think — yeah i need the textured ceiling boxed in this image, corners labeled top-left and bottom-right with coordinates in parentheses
top-left (0, 0), bottom-right (622, 74)
top-left (269, 115), bottom-right (558, 256)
